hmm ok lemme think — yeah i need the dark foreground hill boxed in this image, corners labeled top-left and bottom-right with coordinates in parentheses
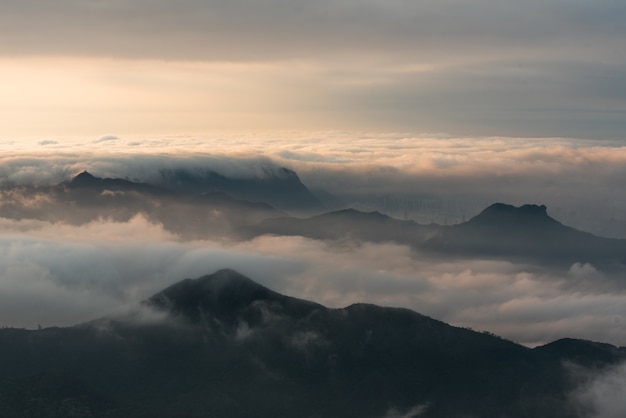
top-left (0, 269), bottom-right (624, 417)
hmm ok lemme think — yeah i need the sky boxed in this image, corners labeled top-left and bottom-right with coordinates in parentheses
top-left (1, 0), bottom-right (626, 138)
top-left (2, 1), bottom-right (626, 350)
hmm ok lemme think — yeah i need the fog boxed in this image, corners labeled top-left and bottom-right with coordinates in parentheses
top-left (1, 214), bottom-right (625, 347)
top-left (571, 362), bottom-right (626, 418)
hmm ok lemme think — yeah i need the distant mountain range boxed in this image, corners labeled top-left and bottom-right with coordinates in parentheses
top-left (0, 269), bottom-right (623, 417)
top-left (2, 170), bottom-right (626, 270)
top-left (66, 168), bottom-right (324, 212)
top-left (0, 171), bottom-right (289, 239)
top-left (246, 203), bottom-right (626, 271)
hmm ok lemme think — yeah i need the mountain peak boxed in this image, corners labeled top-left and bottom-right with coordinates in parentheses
top-left (147, 269), bottom-right (271, 310)
top-left (468, 203), bottom-right (557, 226)
top-left (69, 171), bottom-right (100, 187)
top-left (144, 269), bottom-right (320, 325)
top-left (494, 202), bottom-right (547, 214)
top-left (316, 208), bottom-right (392, 221)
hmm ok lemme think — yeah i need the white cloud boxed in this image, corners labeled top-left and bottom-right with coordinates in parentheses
top-left (572, 362), bottom-right (626, 418)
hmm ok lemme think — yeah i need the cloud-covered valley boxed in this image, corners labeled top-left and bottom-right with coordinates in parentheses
top-left (1, 137), bottom-right (626, 348)
top-left (1, 213), bottom-right (625, 348)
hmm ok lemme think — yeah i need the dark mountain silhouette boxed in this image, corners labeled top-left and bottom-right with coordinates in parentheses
top-left (6, 167), bottom-right (625, 271)
top-left (243, 208), bottom-right (423, 242)
top-left (66, 170), bottom-right (164, 195)
top-left (156, 166), bottom-right (323, 212)
top-left (67, 170), bottom-right (99, 187)
top-left (247, 203), bottom-right (626, 271)
top-left (1, 269), bottom-right (624, 417)
top-left (466, 203), bottom-right (555, 226)
top-left (145, 268), bottom-right (323, 327)
top-left (5, 168), bottom-right (626, 270)
top-left (433, 203), bottom-right (626, 267)
top-left (64, 168), bottom-right (323, 214)
top-left (0, 172), bottom-right (286, 239)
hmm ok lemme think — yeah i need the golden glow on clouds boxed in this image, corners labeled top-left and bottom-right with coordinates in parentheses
top-left (0, 57), bottom-right (340, 138)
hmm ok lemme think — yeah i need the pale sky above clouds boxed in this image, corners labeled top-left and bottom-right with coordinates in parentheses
top-left (1, 0), bottom-right (625, 138)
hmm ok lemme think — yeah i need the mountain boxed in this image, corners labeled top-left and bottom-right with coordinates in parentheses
top-left (433, 203), bottom-right (626, 267)
top-left (0, 269), bottom-right (624, 417)
top-left (66, 171), bottom-right (161, 194)
top-left (465, 203), bottom-right (556, 226)
top-left (156, 166), bottom-right (324, 212)
top-left (247, 203), bottom-right (626, 270)
top-left (243, 208), bottom-right (423, 242)
top-left (0, 172), bottom-right (286, 239)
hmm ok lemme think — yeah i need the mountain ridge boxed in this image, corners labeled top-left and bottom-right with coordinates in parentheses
top-left (1, 269), bottom-right (625, 417)
top-left (467, 202), bottom-right (557, 225)
top-left (64, 168), bottom-right (323, 213)
top-left (248, 203), bottom-right (626, 270)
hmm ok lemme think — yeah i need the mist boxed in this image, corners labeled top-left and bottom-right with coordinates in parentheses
top-left (1, 212), bottom-right (624, 347)
top-left (1, 136), bottom-right (626, 348)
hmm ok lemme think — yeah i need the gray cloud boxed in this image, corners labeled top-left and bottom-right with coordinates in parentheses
top-left (1, 0), bottom-right (625, 62)
top-left (321, 60), bottom-right (626, 137)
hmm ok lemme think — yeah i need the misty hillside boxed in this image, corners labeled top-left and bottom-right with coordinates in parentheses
top-left (3, 168), bottom-right (626, 270)
top-left (430, 203), bottom-right (626, 266)
top-left (249, 203), bottom-right (626, 270)
top-left (154, 166), bottom-right (323, 212)
top-left (0, 171), bottom-right (287, 239)
top-left (0, 269), bottom-right (624, 417)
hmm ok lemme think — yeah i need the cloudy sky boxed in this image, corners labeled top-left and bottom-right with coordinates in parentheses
top-left (2, 0), bottom-right (626, 138)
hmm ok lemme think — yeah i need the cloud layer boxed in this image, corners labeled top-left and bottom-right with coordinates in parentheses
top-left (2, 215), bottom-right (626, 347)
top-left (1, 138), bottom-right (625, 346)
top-left (2, 134), bottom-right (626, 237)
